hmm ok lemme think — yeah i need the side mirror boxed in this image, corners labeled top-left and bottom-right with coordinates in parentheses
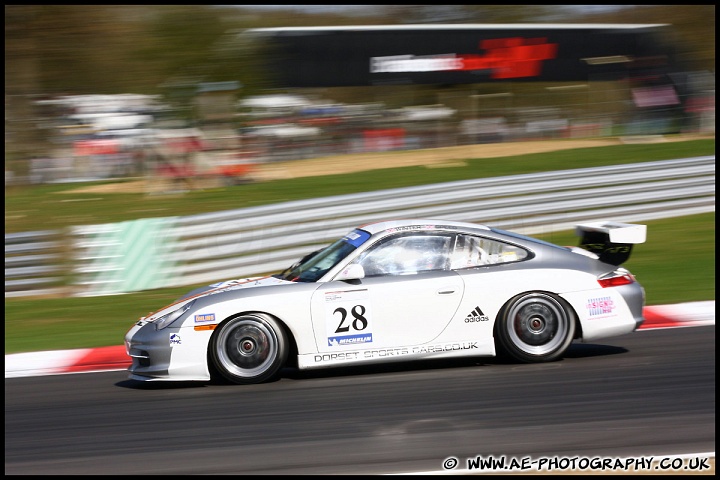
top-left (334, 263), bottom-right (365, 281)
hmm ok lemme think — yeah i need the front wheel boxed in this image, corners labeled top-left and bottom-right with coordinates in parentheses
top-left (495, 292), bottom-right (575, 363)
top-left (210, 313), bottom-right (289, 384)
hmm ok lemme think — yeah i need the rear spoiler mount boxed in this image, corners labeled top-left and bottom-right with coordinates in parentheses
top-left (575, 221), bottom-right (647, 266)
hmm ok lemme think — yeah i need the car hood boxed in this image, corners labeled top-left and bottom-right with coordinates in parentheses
top-left (143, 276), bottom-right (293, 322)
top-left (209, 275), bottom-right (291, 290)
top-left (190, 275), bottom-right (293, 298)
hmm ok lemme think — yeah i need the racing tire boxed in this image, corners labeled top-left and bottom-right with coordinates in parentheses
top-left (495, 292), bottom-right (575, 363)
top-left (210, 313), bottom-right (289, 384)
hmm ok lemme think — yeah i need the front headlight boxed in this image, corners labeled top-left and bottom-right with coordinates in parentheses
top-left (155, 300), bottom-right (195, 330)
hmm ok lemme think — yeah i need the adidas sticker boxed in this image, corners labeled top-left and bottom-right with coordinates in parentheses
top-left (465, 306), bottom-right (490, 323)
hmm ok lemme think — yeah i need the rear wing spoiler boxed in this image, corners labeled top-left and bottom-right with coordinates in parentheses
top-left (575, 221), bottom-right (647, 266)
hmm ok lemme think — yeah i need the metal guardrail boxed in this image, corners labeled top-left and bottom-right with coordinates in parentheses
top-left (5, 156), bottom-right (715, 297)
top-left (5, 231), bottom-right (67, 298)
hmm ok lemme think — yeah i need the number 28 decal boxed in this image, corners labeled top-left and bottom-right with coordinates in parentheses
top-left (333, 304), bottom-right (368, 333)
top-left (324, 289), bottom-right (373, 347)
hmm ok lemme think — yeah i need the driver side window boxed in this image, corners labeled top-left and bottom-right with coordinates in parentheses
top-left (356, 234), bottom-right (452, 276)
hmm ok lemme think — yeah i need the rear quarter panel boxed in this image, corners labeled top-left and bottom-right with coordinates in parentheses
top-left (457, 265), bottom-right (600, 334)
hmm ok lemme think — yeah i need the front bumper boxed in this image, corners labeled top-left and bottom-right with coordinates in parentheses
top-left (124, 321), bottom-right (173, 379)
top-left (124, 321), bottom-right (213, 381)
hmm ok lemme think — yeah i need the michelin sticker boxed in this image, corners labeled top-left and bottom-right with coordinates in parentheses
top-left (325, 289), bottom-right (374, 347)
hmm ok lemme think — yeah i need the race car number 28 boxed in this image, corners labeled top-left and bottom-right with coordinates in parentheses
top-left (324, 289), bottom-right (374, 347)
top-left (333, 305), bottom-right (368, 332)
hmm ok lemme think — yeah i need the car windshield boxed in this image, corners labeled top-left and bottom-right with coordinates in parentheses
top-left (277, 229), bottom-right (371, 282)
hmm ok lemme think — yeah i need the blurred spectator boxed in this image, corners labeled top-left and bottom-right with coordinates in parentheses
top-left (27, 86), bottom-right (715, 186)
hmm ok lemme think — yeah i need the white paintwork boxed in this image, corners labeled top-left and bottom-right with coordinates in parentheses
top-left (125, 219), bottom-right (647, 382)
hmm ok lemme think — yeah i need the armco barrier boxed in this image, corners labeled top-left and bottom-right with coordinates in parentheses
top-left (4, 230), bottom-right (68, 298)
top-left (5, 156), bottom-right (715, 297)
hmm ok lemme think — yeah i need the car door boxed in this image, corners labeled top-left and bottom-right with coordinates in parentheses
top-left (310, 232), bottom-right (465, 352)
top-left (311, 271), bottom-right (464, 352)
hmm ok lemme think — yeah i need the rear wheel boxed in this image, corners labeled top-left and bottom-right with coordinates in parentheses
top-left (210, 313), bottom-right (288, 384)
top-left (495, 292), bottom-right (575, 363)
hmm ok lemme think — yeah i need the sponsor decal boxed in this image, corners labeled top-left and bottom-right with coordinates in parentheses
top-left (325, 289), bottom-right (374, 347)
top-left (385, 224), bottom-right (458, 234)
top-left (169, 333), bottom-right (181, 346)
top-left (412, 342), bottom-right (478, 354)
top-left (465, 306), bottom-right (490, 323)
top-left (387, 225), bottom-right (435, 233)
top-left (329, 333), bottom-right (373, 346)
top-left (313, 342), bottom-right (480, 363)
top-left (586, 296), bottom-right (616, 317)
top-left (343, 229), bottom-right (371, 248)
top-left (314, 352), bottom-right (361, 363)
top-left (364, 347), bottom-right (410, 358)
top-left (194, 313), bottom-right (216, 323)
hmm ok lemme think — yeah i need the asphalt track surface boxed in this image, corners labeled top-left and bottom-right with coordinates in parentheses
top-left (5, 319), bottom-right (715, 475)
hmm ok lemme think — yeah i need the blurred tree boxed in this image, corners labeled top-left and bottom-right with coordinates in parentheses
top-left (5, 5), bottom-right (43, 179)
top-left (381, 5), bottom-right (562, 24)
top-left (576, 5), bottom-right (715, 72)
top-left (5, 5), bottom-right (714, 100)
top-left (137, 6), bottom-right (229, 86)
top-left (30, 5), bottom-right (151, 94)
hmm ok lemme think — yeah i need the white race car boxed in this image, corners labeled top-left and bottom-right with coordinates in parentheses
top-left (125, 219), bottom-right (646, 384)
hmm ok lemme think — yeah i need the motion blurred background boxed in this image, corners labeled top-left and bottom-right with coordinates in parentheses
top-left (5, 5), bottom-right (714, 187)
